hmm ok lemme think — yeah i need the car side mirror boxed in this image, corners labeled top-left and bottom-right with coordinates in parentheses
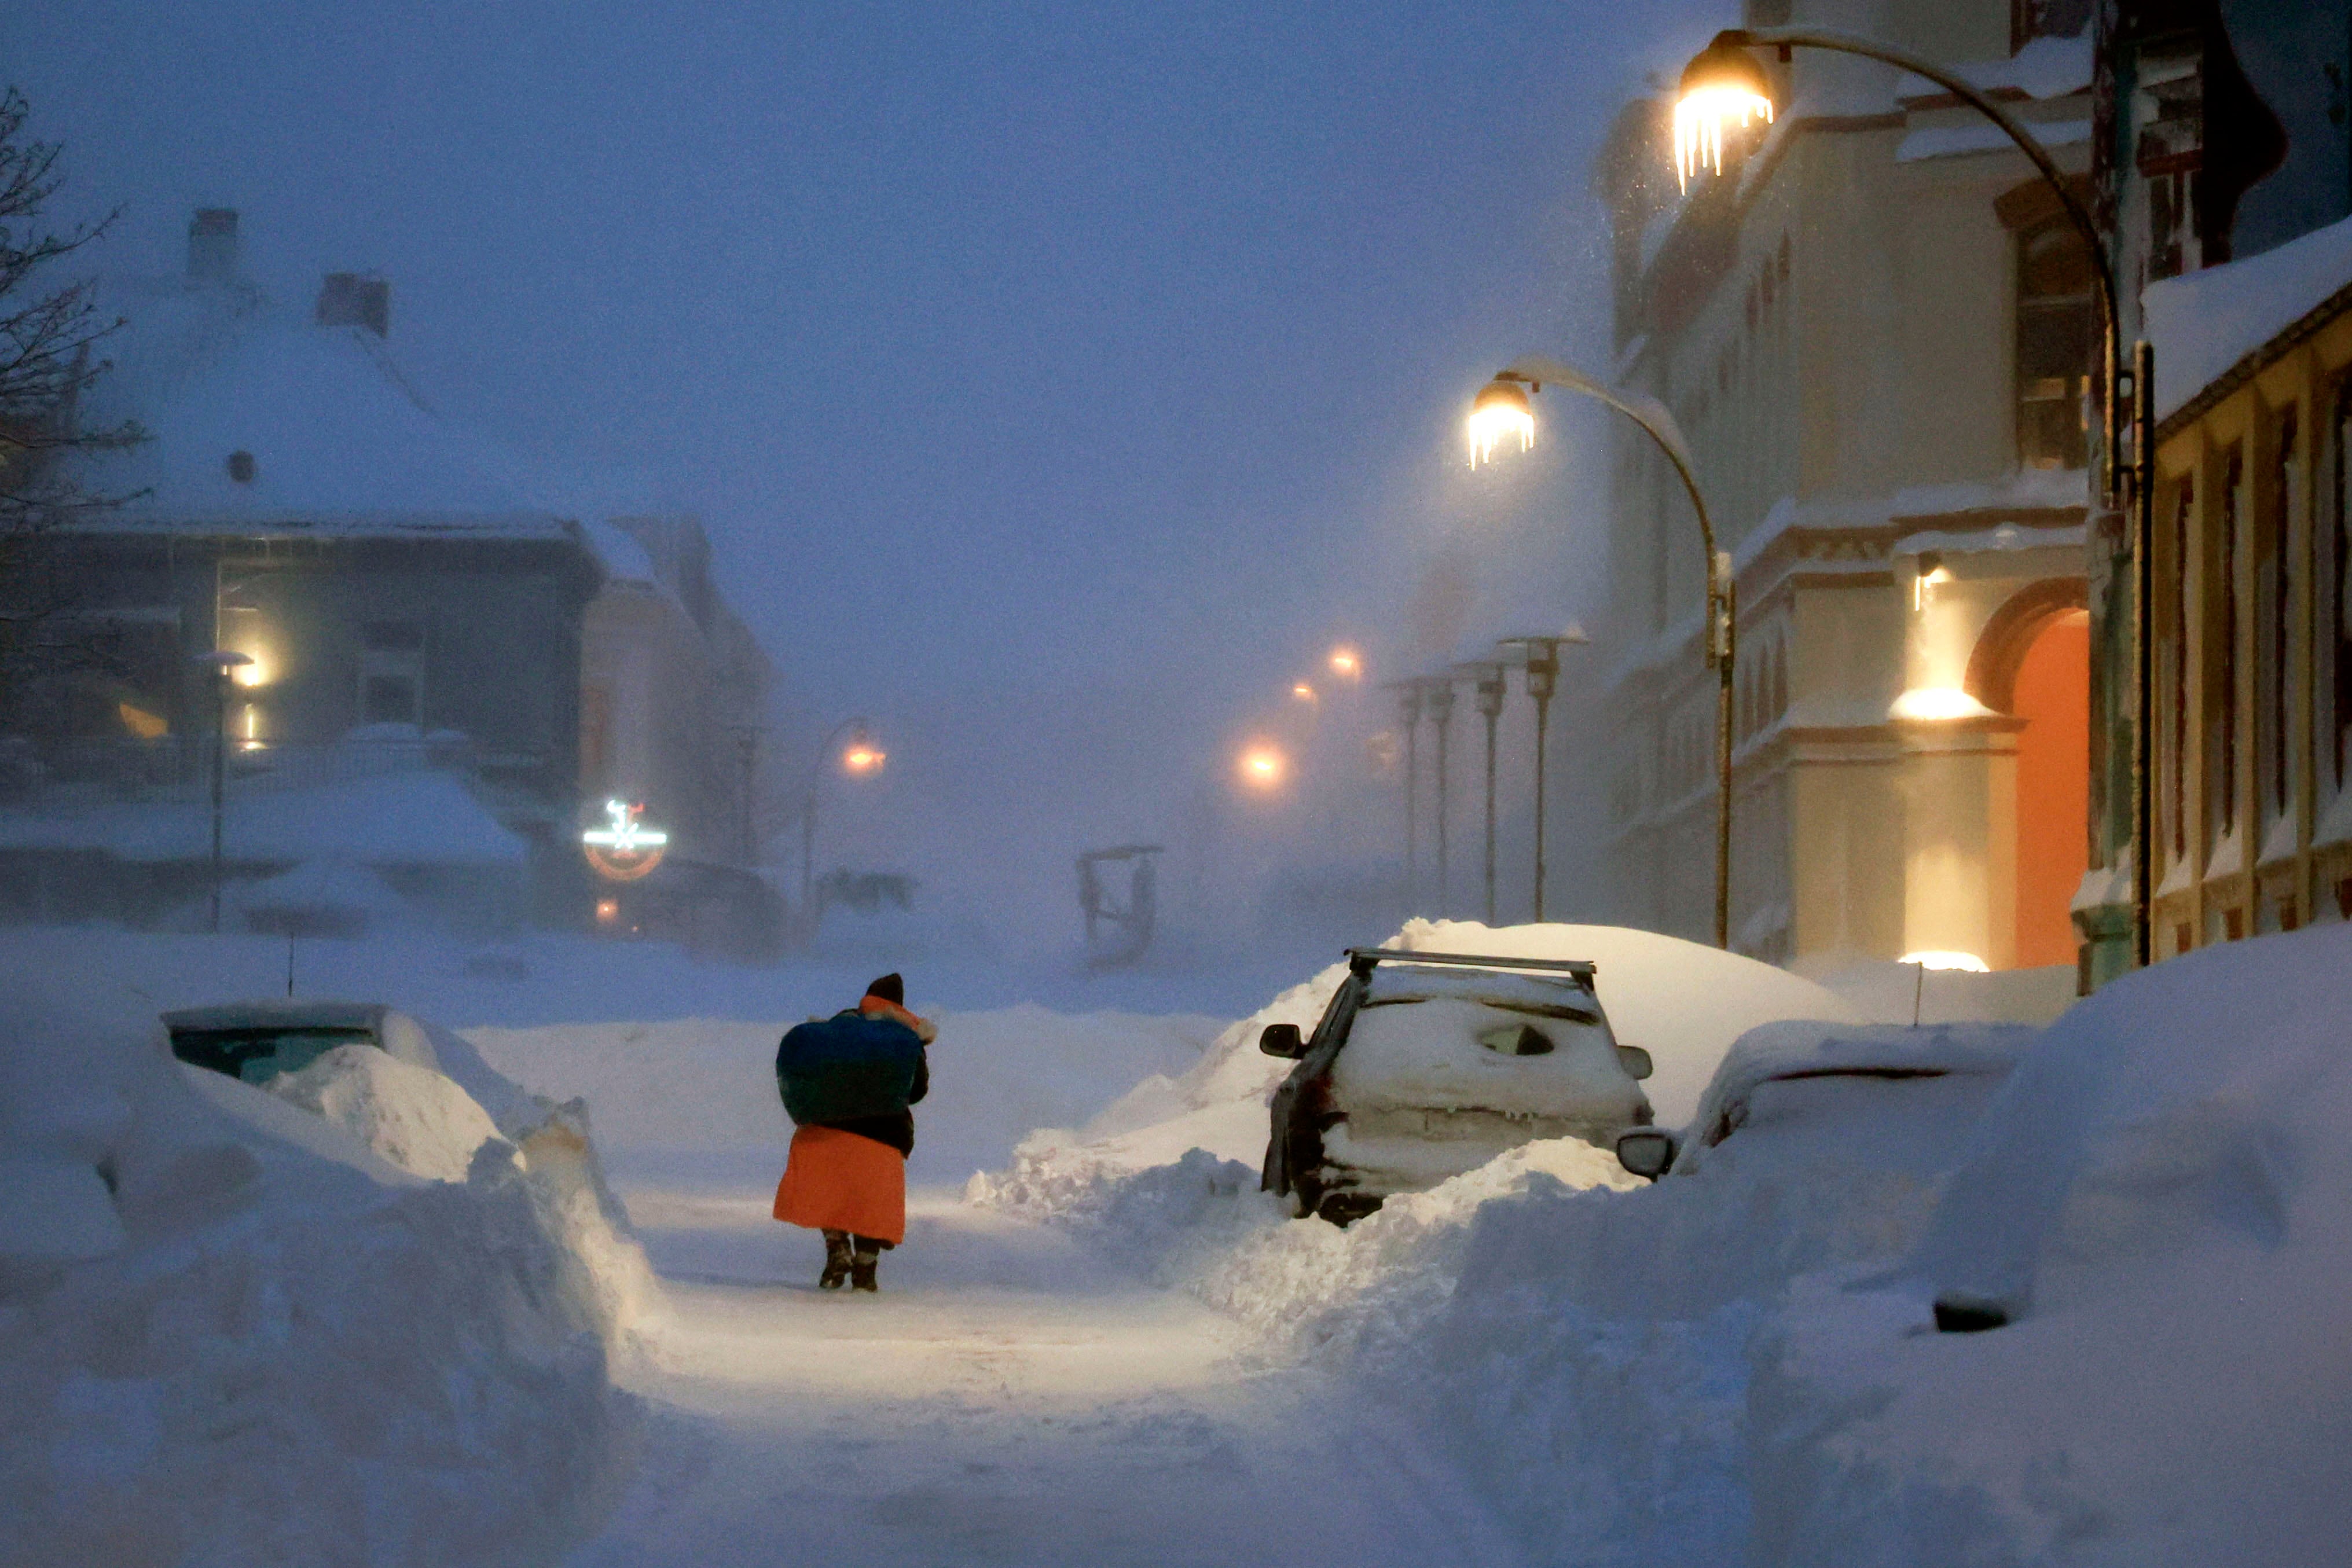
top-left (1615, 1044), bottom-right (1654, 1081)
top-left (1615, 1128), bottom-right (1677, 1180)
top-left (1258, 1023), bottom-right (1307, 1059)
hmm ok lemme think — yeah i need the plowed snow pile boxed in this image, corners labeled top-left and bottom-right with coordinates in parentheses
top-left (982, 919), bottom-right (2352, 1565)
top-left (0, 978), bottom-right (650, 1567)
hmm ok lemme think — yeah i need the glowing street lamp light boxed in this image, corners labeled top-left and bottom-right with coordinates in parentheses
top-left (1473, 353), bottom-right (1734, 947)
top-left (1671, 36), bottom-right (1775, 191)
top-left (1237, 743), bottom-right (1287, 791)
top-left (1673, 23), bottom-right (2155, 968)
top-left (1291, 682), bottom-right (1318, 704)
top-left (801, 717), bottom-right (881, 938)
top-left (1327, 647), bottom-right (1363, 682)
top-left (1466, 377), bottom-right (1535, 468)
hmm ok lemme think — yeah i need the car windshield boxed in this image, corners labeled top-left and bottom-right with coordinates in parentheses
top-left (171, 1026), bottom-right (380, 1085)
top-left (1358, 967), bottom-right (1599, 1024)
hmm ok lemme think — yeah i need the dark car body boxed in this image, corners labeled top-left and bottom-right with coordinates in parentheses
top-left (1261, 948), bottom-right (1654, 1225)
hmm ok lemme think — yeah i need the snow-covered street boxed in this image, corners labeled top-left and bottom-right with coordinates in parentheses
top-left (575, 1186), bottom-right (1523, 1568)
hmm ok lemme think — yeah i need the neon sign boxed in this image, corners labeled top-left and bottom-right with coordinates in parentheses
top-left (582, 798), bottom-right (669, 882)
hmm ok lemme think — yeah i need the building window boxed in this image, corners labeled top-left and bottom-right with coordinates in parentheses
top-left (2258, 407), bottom-right (2298, 831)
top-left (2166, 476), bottom-right (2193, 865)
top-left (2017, 220), bottom-right (2094, 471)
top-left (2332, 381), bottom-right (2352, 792)
top-left (2209, 448), bottom-right (2245, 846)
top-left (357, 619), bottom-right (425, 729)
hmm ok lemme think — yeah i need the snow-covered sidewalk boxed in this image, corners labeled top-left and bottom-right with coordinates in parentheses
top-left (571, 1185), bottom-right (1527, 1568)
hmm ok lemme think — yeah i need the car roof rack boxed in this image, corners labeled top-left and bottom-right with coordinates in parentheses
top-left (1344, 948), bottom-right (1596, 982)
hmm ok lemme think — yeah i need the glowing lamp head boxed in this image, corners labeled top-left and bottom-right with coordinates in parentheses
top-left (1673, 35), bottom-right (1775, 190)
top-left (1238, 743), bottom-right (1287, 790)
top-left (1898, 950), bottom-right (1990, 974)
top-left (1327, 647), bottom-right (1362, 681)
top-left (1291, 682), bottom-right (1317, 704)
top-left (842, 736), bottom-right (886, 774)
top-left (1467, 376), bottom-right (1535, 468)
top-left (230, 657), bottom-right (269, 688)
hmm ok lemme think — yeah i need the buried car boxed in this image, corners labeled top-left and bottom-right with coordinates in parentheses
top-left (163, 1000), bottom-right (443, 1085)
top-left (1261, 948), bottom-right (1654, 1224)
top-left (1614, 1019), bottom-right (2033, 1183)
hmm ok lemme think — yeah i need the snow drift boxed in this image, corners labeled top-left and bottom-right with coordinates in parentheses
top-left (0, 978), bottom-right (647, 1566)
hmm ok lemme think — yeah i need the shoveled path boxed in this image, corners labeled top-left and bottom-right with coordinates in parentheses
top-left (566, 1187), bottom-right (1524, 1568)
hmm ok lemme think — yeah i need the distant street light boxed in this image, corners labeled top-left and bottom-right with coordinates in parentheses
top-left (1496, 631), bottom-right (1586, 924)
top-left (1456, 660), bottom-right (1509, 924)
top-left (1676, 23), bottom-right (2153, 965)
top-left (802, 718), bottom-right (880, 935)
top-left (1474, 356), bottom-right (1732, 947)
top-left (191, 649), bottom-right (253, 934)
top-left (1291, 682), bottom-right (1318, 705)
top-left (1237, 742), bottom-right (1288, 791)
top-left (1328, 647), bottom-right (1363, 682)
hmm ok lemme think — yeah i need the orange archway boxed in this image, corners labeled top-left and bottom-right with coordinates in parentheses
top-left (2009, 610), bottom-right (2090, 967)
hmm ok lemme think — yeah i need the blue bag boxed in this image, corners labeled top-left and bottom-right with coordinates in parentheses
top-left (775, 1009), bottom-right (925, 1126)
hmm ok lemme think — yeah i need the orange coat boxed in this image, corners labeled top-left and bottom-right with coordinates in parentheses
top-left (773, 1124), bottom-right (906, 1244)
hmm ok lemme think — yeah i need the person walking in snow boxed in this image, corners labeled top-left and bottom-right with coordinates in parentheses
top-left (771, 973), bottom-right (937, 1292)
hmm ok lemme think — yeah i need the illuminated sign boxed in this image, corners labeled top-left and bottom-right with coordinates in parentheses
top-left (582, 798), bottom-right (669, 882)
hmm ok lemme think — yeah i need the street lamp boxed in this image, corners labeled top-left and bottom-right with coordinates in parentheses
top-left (725, 722), bottom-right (764, 867)
top-left (1496, 630), bottom-right (1586, 924)
top-left (1475, 354), bottom-right (1733, 946)
top-left (801, 717), bottom-right (880, 937)
top-left (1423, 674), bottom-right (1456, 915)
top-left (1381, 679), bottom-right (1425, 904)
top-left (1455, 660), bottom-right (1509, 924)
top-left (190, 649), bottom-right (252, 934)
top-left (1676, 24), bottom-right (2155, 965)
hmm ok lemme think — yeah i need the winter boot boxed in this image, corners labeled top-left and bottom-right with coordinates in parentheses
top-left (849, 1244), bottom-right (880, 1293)
top-left (819, 1231), bottom-right (853, 1291)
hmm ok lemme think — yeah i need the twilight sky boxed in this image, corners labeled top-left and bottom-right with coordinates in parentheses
top-left (7, 0), bottom-right (1720, 950)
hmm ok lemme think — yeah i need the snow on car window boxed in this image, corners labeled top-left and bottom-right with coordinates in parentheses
top-left (1330, 997), bottom-right (1644, 1126)
top-left (1359, 965), bottom-right (1600, 1023)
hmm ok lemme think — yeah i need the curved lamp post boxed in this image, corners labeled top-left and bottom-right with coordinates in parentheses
top-left (1476, 357), bottom-right (1733, 946)
top-left (1678, 25), bottom-right (2155, 965)
top-left (801, 717), bottom-right (882, 935)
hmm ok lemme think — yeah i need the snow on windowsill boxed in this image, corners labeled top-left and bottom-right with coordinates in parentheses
top-left (1896, 118), bottom-right (2089, 165)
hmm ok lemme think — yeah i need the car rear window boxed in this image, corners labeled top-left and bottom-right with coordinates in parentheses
top-left (170, 1026), bottom-right (381, 1085)
top-left (1360, 968), bottom-right (1599, 1024)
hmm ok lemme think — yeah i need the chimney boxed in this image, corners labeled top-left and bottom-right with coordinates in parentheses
top-left (315, 271), bottom-right (391, 338)
top-left (188, 208), bottom-right (238, 283)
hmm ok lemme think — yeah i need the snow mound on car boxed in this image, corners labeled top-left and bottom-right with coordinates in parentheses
top-left (1751, 921), bottom-right (2352, 1565)
top-left (265, 1042), bottom-right (507, 1182)
top-left (0, 976), bottom-right (637, 1565)
top-left (1389, 919), bottom-right (1862, 1125)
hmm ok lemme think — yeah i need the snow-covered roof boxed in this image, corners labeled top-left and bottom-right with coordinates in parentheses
top-left (1901, 36), bottom-right (2094, 105)
top-left (67, 276), bottom-right (655, 582)
top-left (0, 770), bottom-right (528, 867)
top-left (2144, 211), bottom-right (2352, 424)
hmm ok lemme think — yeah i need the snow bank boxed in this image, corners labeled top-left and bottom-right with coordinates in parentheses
top-left (975, 921), bottom-right (2027, 1567)
top-left (1751, 923), bottom-right (2352, 1565)
top-left (0, 977), bottom-right (640, 1565)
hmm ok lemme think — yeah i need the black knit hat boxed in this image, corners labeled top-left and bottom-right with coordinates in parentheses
top-left (864, 972), bottom-right (905, 1006)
